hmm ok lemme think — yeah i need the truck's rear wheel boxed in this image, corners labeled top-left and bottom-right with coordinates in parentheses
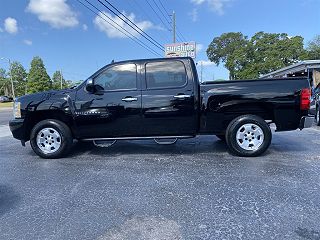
top-left (30, 119), bottom-right (73, 159)
top-left (225, 115), bottom-right (272, 157)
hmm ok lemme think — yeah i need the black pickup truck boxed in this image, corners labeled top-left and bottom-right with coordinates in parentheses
top-left (9, 57), bottom-right (314, 158)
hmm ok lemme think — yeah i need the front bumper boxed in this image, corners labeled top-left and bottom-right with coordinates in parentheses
top-left (9, 118), bottom-right (25, 140)
top-left (299, 116), bottom-right (314, 129)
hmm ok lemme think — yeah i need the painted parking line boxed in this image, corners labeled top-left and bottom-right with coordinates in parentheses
top-left (0, 125), bottom-right (12, 138)
top-left (0, 107), bottom-right (12, 111)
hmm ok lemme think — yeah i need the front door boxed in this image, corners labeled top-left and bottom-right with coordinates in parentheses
top-left (74, 62), bottom-right (142, 138)
top-left (141, 59), bottom-right (197, 136)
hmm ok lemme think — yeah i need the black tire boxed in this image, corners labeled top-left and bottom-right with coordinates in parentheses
top-left (215, 134), bottom-right (226, 141)
top-left (316, 106), bottom-right (320, 126)
top-left (225, 115), bottom-right (272, 157)
top-left (30, 119), bottom-right (73, 159)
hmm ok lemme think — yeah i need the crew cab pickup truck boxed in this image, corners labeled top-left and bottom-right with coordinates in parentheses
top-left (9, 57), bottom-right (314, 158)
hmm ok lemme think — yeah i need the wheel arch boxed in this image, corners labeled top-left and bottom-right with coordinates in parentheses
top-left (24, 110), bottom-right (75, 141)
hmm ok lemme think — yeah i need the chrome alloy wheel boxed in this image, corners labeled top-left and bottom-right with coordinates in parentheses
top-left (236, 123), bottom-right (264, 151)
top-left (36, 128), bottom-right (62, 154)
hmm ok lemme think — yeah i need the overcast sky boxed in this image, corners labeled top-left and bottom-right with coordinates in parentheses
top-left (0, 0), bottom-right (319, 81)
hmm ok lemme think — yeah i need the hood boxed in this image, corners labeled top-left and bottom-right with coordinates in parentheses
top-left (16, 88), bottom-right (75, 104)
top-left (16, 88), bottom-right (76, 116)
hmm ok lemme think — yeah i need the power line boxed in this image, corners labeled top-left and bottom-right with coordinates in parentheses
top-left (157, 0), bottom-right (186, 42)
top-left (172, 11), bottom-right (176, 43)
top-left (149, 0), bottom-right (185, 42)
top-left (157, 0), bottom-right (187, 42)
top-left (146, 0), bottom-right (182, 43)
top-left (145, 0), bottom-right (171, 32)
top-left (81, 0), bottom-right (161, 55)
top-left (130, 0), bottom-right (170, 43)
top-left (131, 0), bottom-right (186, 43)
top-left (75, 0), bottom-right (162, 57)
top-left (76, 0), bottom-right (162, 57)
top-left (131, 0), bottom-right (155, 25)
top-left (100, 0), bottom-right (164, 50)
top-left (176, 29), bottom-right (187, 42)
top-left (158, 0), bottom-right (170, 16)
top-left (151, 0), bottom-right (170, 27)
top-left (103, 0), bottom-right (164, 50)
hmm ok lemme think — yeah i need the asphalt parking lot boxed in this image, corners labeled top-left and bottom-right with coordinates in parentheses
top-left (0, 108), bottom-right (320, 240)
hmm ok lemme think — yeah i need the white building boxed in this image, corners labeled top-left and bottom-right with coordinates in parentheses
top-left (260, 60), bottom-right (320, 88)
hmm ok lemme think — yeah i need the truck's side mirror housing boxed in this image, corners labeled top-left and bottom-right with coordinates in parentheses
top-left (85, 79), bottom-right (95, 93)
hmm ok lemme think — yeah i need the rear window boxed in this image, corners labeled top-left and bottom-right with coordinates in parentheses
top-left (146, 61), bottom-right (187, 89)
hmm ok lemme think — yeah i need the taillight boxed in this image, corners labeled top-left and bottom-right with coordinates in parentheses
top-left (300, 88), bottom-right (311, 110)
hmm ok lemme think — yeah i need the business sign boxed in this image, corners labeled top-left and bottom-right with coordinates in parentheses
top-left (165, 42), bottom-right (196, 59)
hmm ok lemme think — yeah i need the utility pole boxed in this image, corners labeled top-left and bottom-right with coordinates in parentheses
top-left (1, 57), bottom-right (15, 99)
top-left (25, 78), bottom-right (27, 95)
top-left (60, 70), bottom-right (63, 89)
top-left (8, 59), bottom-right (15, 99)
top-left (200, 61), bottom-right (203, 83)
top-left (172, 11), bottom-right (176, 43)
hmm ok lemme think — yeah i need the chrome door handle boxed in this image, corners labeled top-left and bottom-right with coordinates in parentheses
top-left (122, 97), bottom-right (138, 102)
top-left (173, 95), bottom-right (191, 99)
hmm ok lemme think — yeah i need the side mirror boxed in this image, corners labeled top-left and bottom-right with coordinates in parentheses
top-left (85, 79), bottom-right (95, 93)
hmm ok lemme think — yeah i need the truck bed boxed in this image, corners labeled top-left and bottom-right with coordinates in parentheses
top-left (199, 77), bottom-right (311, 133)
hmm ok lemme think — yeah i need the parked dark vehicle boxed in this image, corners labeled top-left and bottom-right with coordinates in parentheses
top-left (0, 96), bottom-right (11, 102)
top-left (9, 57), bottom-right (314, 158)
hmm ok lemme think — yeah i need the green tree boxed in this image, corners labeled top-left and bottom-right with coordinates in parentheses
top-left (9, 61), bottom-right (27, 96)
top-left (0, 68), bottom-right (11, 96)
top-left (65, 80), bottom-right (74, 88)
top-left (27, 56), bottom-right (51, 93)
top-left (52, 71), bottom-right (69, 89)
top-left (247, 32), bottom-right (305, 78)
top-left (206, 32), bottom-right (248, 80)
top-left (73, 80), bottom-right (83, 86)
top-left (207, 32), bottom-right (306, 79)
top-left (306, 35), bottom-right (320, 60)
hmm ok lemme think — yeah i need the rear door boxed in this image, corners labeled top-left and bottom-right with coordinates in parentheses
top-left (141, 59), bottom-right (197, 136)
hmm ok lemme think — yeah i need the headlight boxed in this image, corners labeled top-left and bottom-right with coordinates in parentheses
top-left (13, 101), bottom-right (21, 118)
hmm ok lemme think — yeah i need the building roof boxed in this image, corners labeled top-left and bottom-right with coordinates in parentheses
top-left (260, 60), bottom-right (320, 79)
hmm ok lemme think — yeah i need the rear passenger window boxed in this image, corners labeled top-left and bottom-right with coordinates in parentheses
top-left (146, 61), bottom-right (187, 89)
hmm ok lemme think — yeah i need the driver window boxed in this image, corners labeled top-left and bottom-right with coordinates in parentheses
top-left (94, 63), bottom-right (137, 91)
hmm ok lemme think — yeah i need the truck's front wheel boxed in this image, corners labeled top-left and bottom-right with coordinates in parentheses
top-left (30, 119), bottom-right (73, 159)
top-left (225, 115), bottom-right (272, 157)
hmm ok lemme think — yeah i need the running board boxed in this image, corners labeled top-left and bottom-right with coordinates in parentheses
top-left (93, 140), bottom-right (117, 148)
top-left (82, 135), bottom-right (194, 141)
top-left (154, 138), bottom-right (178, 145)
